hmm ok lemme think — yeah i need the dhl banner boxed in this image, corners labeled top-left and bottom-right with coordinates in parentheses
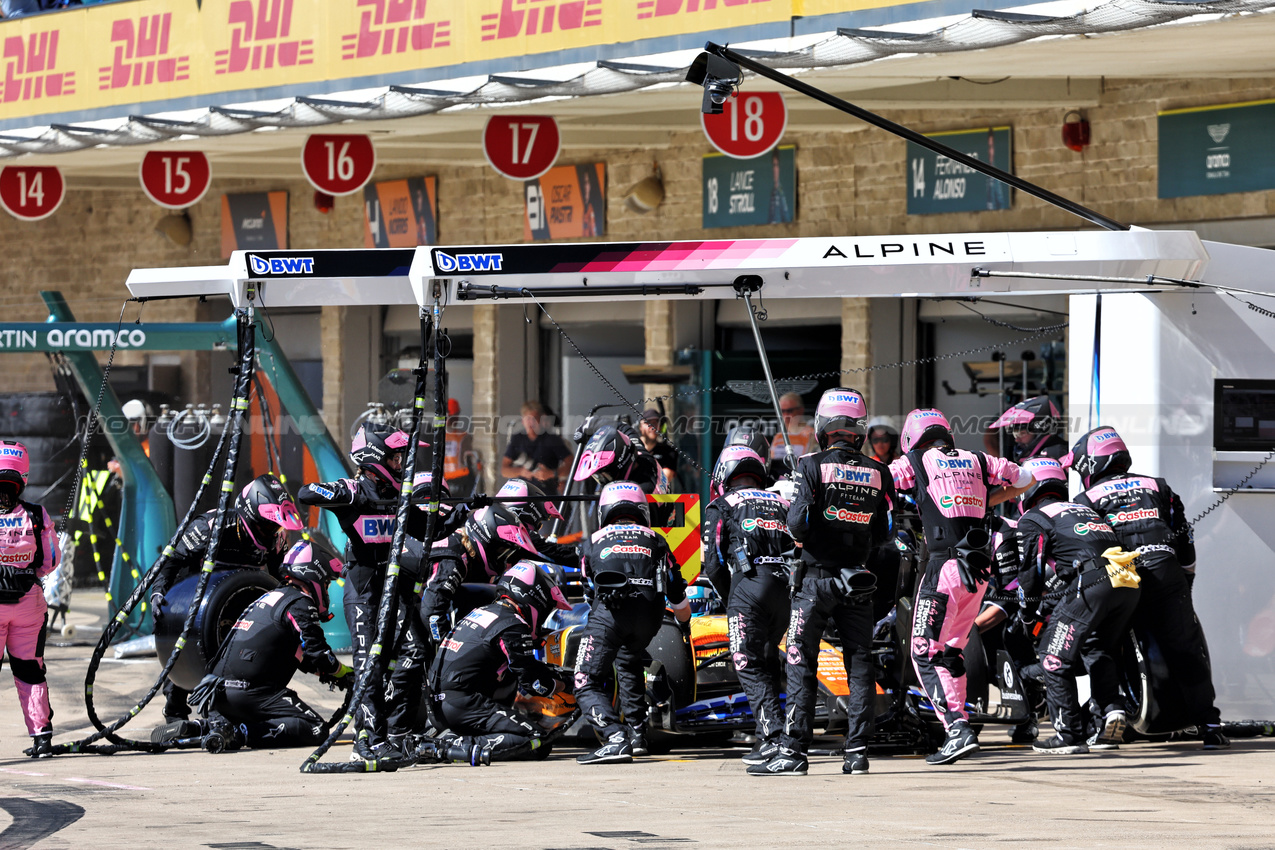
top-left (650, 492), bottom-right (701, 586)
top-left (0, 0), bottom-right (809, 124)
top-left (363, 176), bottom-right (437, 248)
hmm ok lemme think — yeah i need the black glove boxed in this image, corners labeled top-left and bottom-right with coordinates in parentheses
top-left (150, 591), bottom-right (166, 621)
top-left (1019, 606), bottom-right (1040, 631)
top-left (469, 493), bottom-right (491, 510)
top-left (572, 423), bottom-right (588, 444)
top-left (832, 567), bottom-right (876, 599)
top-left (675, 617), bottom-right (692, 641)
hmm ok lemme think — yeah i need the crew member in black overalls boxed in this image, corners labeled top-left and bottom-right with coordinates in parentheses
top-left (701, 444), bottom-right (792, 768)
top-left (751, 388), bottom-right (894, 778)
top-left (575, 481), bottom-right (690, 764)
top-left (1069, 426), bottom-right (1228, 750)
top-left (1016, 457), bottom-right (1142, 754)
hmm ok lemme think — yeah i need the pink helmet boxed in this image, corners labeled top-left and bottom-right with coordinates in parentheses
top-left (813, 387), bottom-right (868, 450)
top-left (0, 440), bottom-right (29, 504)
top-left (1019, 457), bottom-right (1069, 509)
top-left (900, 409), bottom-right (954, 454)
top-left (464, 504), bottom-right (540, 577)
top-left (597, 480), bottom-right (650, 527)
top-left (236, 473), bottom-right (305, 552)
top-left (411, 470), bottom-right (452, 499)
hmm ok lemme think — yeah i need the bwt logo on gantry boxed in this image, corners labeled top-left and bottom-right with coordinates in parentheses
top-left (433, 252), bottom-right (504, 273)
top-left (248, 256), bottom-right (315, 275)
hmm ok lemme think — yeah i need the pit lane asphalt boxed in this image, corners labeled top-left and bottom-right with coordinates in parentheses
top-left (1, 596), bottom-right (1271, 850)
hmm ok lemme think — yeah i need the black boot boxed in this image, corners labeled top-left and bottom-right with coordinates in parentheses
top-left (29, 731), bottom-right (54, 759)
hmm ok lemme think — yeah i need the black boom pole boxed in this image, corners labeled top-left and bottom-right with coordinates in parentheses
top-left (697, 42), bottom-right (1129, 233)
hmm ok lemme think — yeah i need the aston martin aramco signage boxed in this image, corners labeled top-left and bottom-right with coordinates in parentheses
top-left (0, 323), bottom-right (231, 351)
top-left (1158, 100), bottom-right (1275, 198)
top-left (907, 127), bottom-right (1013, 215)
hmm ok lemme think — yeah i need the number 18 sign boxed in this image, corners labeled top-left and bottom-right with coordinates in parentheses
top-left (701, 92), bottom-right (787, 159)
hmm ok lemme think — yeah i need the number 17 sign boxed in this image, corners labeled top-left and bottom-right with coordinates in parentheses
top-left (483, 116), bottom-right (560, 181)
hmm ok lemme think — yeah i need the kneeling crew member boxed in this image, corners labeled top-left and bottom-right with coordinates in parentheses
top-left (1016, 458), bottom-right (1141, 754)
top-left (701, 444), bottom-right (792, 767)
top-left (153, 473), bottom-right (304, 723)
top-left (429, 559), bottom-right (572, 764)
top-left (154, 539), bottom-right (351, 750)
top-left (752, 388), bottom-right (894, 778)
top-left (576, 481), bottom-right (690, 764)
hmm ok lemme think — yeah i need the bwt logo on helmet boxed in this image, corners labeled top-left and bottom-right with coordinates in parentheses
top-left (1092, 430), bottom-right (1121, 443)
top-left (1073, 520), bottom-right (1113, 535)
top-left (823, 506), bottom-right (872, 524)
top-left (600, 544), bottom-right (652, 559)
top-left (248, 255), bottom-right (315, 275)
top-left (939, 493), bottom-right (984, 509)
top-left (433, 251), bottom-right (504, 273)
top-left (0, 447), bottom-right (23, 458)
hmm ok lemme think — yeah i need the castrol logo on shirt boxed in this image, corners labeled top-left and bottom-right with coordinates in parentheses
top-left (938, 493), bottom-right (985, 510)
top-left (0, 551), bottom-right (31, 565)
top-left (600, 544), bottom-right (652, 559)
top-left (1073, 521), bottom-right (1113, 535)
top-left (1108, 508), bottom-right (1159, 524)
top-left (823, 506), bottom-right (873, 524)
top-left (741, 517), bottom-right (788, 534)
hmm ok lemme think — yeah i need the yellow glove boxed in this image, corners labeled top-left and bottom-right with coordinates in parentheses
top-left (1102, 547), bottom-right (1141, 589)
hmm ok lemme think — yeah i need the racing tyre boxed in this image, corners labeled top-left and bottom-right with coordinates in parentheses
top-left (646, 616), bottom-right (695, 709)
top-left (155, 568), bottom-right (279, 691)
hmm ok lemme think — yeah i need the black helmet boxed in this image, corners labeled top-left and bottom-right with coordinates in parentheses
top-left (725, 425), bottom-right (770, 461)
top-left (496, 478), bottom-right (563, 526)
top-left (992, 395), bottom-right (1061, 435)
top-left (1064, 426), bottom-right (1133, 489)
top-left (597, 480), bottom-right (650, 527)
top-left (711, 445), bottom-right (770, 497)
top-left (813, 388), bottom-right (869, 450)
top-left (279, 538), bottom-right (344, 621)
top-left (573, 425), bottom-right (637, 486)
top-left (497, 559), bottom-right (572, 633)
top-left (235, 473), bottom-right (303, 553)
top-left (350, 422), bottom-right (411, 491)
top-left (464, 504), bottom-right (540, 578)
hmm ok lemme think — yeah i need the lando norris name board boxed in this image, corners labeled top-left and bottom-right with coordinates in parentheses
top-left (1158, 100), bottom-right (1275, 198)
top-left (907, 127), bottom-right (1013, 215)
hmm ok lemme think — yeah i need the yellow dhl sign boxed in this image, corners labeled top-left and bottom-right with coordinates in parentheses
top-left (0, 0), bottom-right (837, 123)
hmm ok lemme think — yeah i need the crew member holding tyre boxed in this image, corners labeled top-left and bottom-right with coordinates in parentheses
top-left (152, 473), bottom-right (304, 724)
top-left (0, 441), bottom-right (60, 758)
top-left (701, 445), bottom-right (792, 768)
top-left (298, 423), bottom-right (441, 762)
top-left (427, 560), bottom-right (572, 765)
top-left (1068, 426), bottom-right (1228, 750)
top-left (1016, 457), bottom-right (1142, 754)
top-left (751, 388), bottom-right (894, 778)
top-left (890, 408), bottom-right (1034, 766)
top-left (152, 539), bottom-right (351, 751)
top-left (575, 481), bottom-right (690, 765)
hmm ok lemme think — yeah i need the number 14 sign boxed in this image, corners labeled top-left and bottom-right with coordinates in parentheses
top-left (0, 166), bottom-right (65, 221)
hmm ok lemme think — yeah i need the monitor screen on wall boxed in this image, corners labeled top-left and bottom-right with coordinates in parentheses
top-left (1215, 379), bottom-right (1275, 451)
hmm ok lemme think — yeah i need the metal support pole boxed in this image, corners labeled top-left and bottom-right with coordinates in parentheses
top-left (738, 285), bottom-right (793, 469)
